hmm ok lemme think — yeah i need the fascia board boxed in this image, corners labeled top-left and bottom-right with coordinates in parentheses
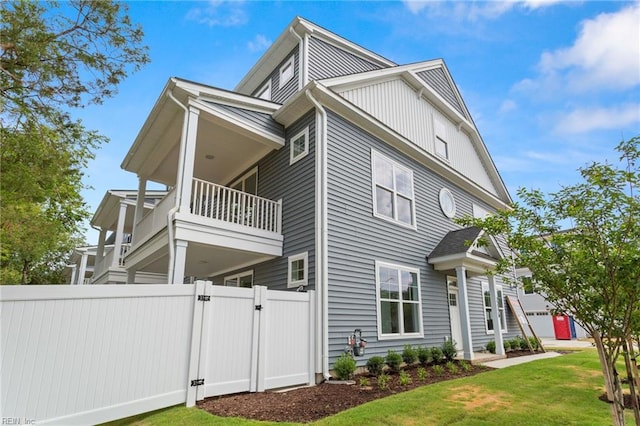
top-left (189, 98), bottom-right (285, 149)
top-left (309, 84), bottom-right (511, 211)
top-left (176, 79), bottom-right (281, 114)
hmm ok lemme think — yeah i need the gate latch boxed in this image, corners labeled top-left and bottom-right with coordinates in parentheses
top-left (255, 305), bottom-right (263, 311)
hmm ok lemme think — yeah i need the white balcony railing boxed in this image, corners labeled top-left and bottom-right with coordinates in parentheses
top-left (191, 178), bottom-right (282, 234)
top-left (93, 243), bottom-right (131, 278)
top-left (133, 189), bottom-right (177, 245)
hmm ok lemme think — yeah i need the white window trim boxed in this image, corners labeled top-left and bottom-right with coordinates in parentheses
top-left (435, 137), bottom-right (449, 160)
top-left (256, 80), bottom-right (271, 100)
top-left (481, 281), bottom-right (507, 334)
top-left (375, 261), bottom-right (424, 340)
top-left (439, 188), bottom-right (456, 219)
top-left (230, 167), bottom-right (258, 194)
top-left (289, 127), bottom-right (309, 165)
top-left (279, 56), bottom-right (295, 87)
top-left (287, 252), bottom-right (308, 288)
top-left (224, 270), bottom-right (254, 288)
top-left (371, 149), bottom-right (417, 230)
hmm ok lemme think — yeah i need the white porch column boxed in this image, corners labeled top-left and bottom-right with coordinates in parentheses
top-left (112, 201), bottom-right (128, 268)
top-left (170, 239), bottom-right (188, 284)
top-left (131, 177), bottom-right (147, 244)
top-left (178, 107), bottom-right (199, 213)
top-left (96, 229), bottom-right (107, 262)
top-left (455, 266), bottom-right (474, 360)
top-left (77, 252), bottom-right (89, 285)
top-left (488, 275), bottom-right (505, 356)
top-left (68, 264), bottom-right (77, 285)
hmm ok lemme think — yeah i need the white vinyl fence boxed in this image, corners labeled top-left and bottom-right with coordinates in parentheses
top-left (0, 283), bottom-right (315, 425)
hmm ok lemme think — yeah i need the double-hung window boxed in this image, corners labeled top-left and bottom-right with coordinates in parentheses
top-left (372, 150), bottom-right (416, 227)
top-left (376, 261), bottom-right (423, 339)
top-left (481, 281), bottom-right (507, 334)
top-left (288, 252), bottom-right (308, 288)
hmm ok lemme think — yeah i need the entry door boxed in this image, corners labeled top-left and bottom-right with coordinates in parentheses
top-left (448, 279), bottom-right (463, 351)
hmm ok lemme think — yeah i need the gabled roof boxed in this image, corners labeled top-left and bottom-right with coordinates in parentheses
top-left (234, 16), bottom-right (396, 97)
top-left (428, 226), bottom-right (504, 275)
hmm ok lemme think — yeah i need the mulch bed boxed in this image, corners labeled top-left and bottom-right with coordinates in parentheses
top-left (197, 350), bottom-right (544, 423)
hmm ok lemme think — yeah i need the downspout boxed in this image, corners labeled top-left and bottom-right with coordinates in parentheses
top-left (166, 88), bottom-right (189, 284)
top-left (289, 28), bottom-right (304, 92)
top-left (305, 87), bottom-right (330, 381)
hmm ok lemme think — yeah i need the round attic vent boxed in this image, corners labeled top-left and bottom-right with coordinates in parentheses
top-left (439, 188), bottom-right (456, 219)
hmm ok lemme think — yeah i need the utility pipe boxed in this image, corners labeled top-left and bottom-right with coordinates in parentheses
top-left (165, 88), bottom-right (189, 284)
top-left (305, 87), bottom-right (331, 381)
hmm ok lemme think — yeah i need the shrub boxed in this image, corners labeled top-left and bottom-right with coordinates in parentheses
top-left (402, 345), bottom-right (418, 365)
top-left (366, 355), bottom-right (385, 376)
top-left (503, 340), bottom-right (511, 352)
top-left (385, 350), bottom-right (402, 373)
top-left (521, 337), bottom-right (532, 350)
top-left (430, 346), bottom-right (443, 364)
top-left (486, 340), bottom-right (496, 354)
top-left (377, 373), bottom-right (390, 390)
top-left (359, 377), bottom-right (370, 387)
top-left (446, 361), bottom-right (459, 375)
top-left (432, 364), bottom-right (445, 376)
top-left (460, 361), bottom-right (473, 373)
top-left (442, 340), bottom-right (457, 362)
top-left (417, 366), bottom-right (428, 381)
top-left (510, 337), bottom-right (522, 351)
top-left (333, 353), bottom-right (357, 380)
top-left (529, 336), bottom-right (539, 350)
top-left (417, 346), bottom-right (431, 365)
top-left (399, 370), bottom-right (412, 386)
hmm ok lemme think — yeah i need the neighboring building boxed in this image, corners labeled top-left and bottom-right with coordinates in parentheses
top-left (98, 17), bottom-right (523, 370)
top-left (66, 245), bottom-right (96, 285)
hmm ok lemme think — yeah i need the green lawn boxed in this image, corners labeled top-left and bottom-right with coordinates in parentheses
top-left (107, 350), bottom-right (633, 425)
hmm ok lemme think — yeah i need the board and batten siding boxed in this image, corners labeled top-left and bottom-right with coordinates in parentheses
top-left (211, 111), bottom-right (317, 291)
top-left (338, 78), bottom-right (498, 197)
top-left (251, 47), bottom-right (299, 104)
top-left (307, 36), bottom-right (385, 81)
top-left (324, 111), bottom-right (518, 365)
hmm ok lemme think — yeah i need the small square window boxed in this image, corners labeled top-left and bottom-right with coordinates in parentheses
top-left (288, 252), bottom-right (308, 288)
top-left (289, 127), bottom-right (309, 165)
top-left (435, 137), bottom-right (448, 159)
top-left (256, 80), bottom-right (271, 101)
top-left (279, 56), bottom-right (294, 87)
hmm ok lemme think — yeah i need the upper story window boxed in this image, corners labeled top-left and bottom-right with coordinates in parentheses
top-left (481, 281), bottom-right (507, 334)
top-left (256, 80), bottom-right (271, 101)
top-left (279, 56), bottom-right (294, 87)
top-left (288, 252), bottom-right (308, 288)
top-left (231, 167), bottom-right (257, 195)
top-left (371, 150), bottom-right (416, 228)
top-left (289, 127), bottom-right (309, 165)
top-left (376, 261), bottom-right (423, 339)
top-left (224, 270), bottom-right (253, 288)
top-left (434, 116), bottom-right (449, 160)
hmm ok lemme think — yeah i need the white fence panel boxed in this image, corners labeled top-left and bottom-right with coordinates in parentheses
top-left (0, 284), bottom-right (200, 425)
top-left (200, 286), bottom-right (258, 397)
top-left (261, 289), bottom-right (315, 391)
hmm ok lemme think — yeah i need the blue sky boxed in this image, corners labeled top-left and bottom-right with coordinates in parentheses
top-left (76, 1), bottom-right (640, 244)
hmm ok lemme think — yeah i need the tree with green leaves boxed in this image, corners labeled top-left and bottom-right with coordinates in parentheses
top-left (459, 137), bottom-right (639, 425)
top-left (1, 1), bottom-right (149, 284)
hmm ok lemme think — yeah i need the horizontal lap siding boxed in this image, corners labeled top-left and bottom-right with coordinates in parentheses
top-left (252, 48), bottom-right (299, 104)
top-left (325, 111), bottom-right (516, 365)
top-left (308, 37), bottom-right (384, 80)
top-left (212, 112), bottom-right (316, 291)
top-left (212, 103), bottom-right (284, 137)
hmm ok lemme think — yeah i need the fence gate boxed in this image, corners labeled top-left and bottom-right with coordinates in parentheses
top-left (194, 284), bottom-right (315, 400)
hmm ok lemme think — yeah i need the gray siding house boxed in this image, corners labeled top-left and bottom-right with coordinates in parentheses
top-left (117, 17), bottom-right (520, 377)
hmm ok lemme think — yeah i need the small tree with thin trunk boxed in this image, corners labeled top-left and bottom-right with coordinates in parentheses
top-left (459, 137), bottom-right (640, 425)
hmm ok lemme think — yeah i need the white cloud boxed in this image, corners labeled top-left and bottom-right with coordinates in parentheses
top-left (553, 104), bottom-right (640, 134)
top-left (186, 0), bottom-right (247, 27)
top-left (247, 34), bottom-right (271, 53)
top-left (402, 0), bottom-right (564, 20)
top-left (499, 99), bottom-right (517, 114)
top-left (534, 4), bottom-right (640, 93)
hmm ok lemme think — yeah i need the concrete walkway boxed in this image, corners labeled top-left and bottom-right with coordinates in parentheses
top-left (480, 338), bottom-right (594, 369)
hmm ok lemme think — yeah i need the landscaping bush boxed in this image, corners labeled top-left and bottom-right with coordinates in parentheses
top-left (442, 340), bottom-right (457, 362)
top-left (529, 336), bottom-right (539, 350)
top-left (399, 370), bottom-right (412, 386)
top-left (385, 350), bottom-right (402, 373)
top-left (445, 361), bottom-right (458, 375)
top-left (333, 353), bottom-right (357, 380)
top-left (430, 346), bottom-right (443, 364)
top-left (377, 373), bottom-right (390, 390)
top-left (402, 345), bottom-right (418, 365)
top-left (432, 364), bottom-right (445, 376)
top-left (417, 346), bottom-right (431, 365)
top-left (366, 355), bottom-right (385, 376)
top-left (486, 340), bottom-right (496, 354)
top-left (417, 366), bottom-right (428, 381)
top-left (358, 377), bottom-right (370, 387)
top-left (460, 361), bottom-right (473, 373)
top-left (521, 337), bottom-right (531, 350)
top-left (510, 337), bottom-right (522, 351)
top-left (503, 340), bottom-right (511, 352)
